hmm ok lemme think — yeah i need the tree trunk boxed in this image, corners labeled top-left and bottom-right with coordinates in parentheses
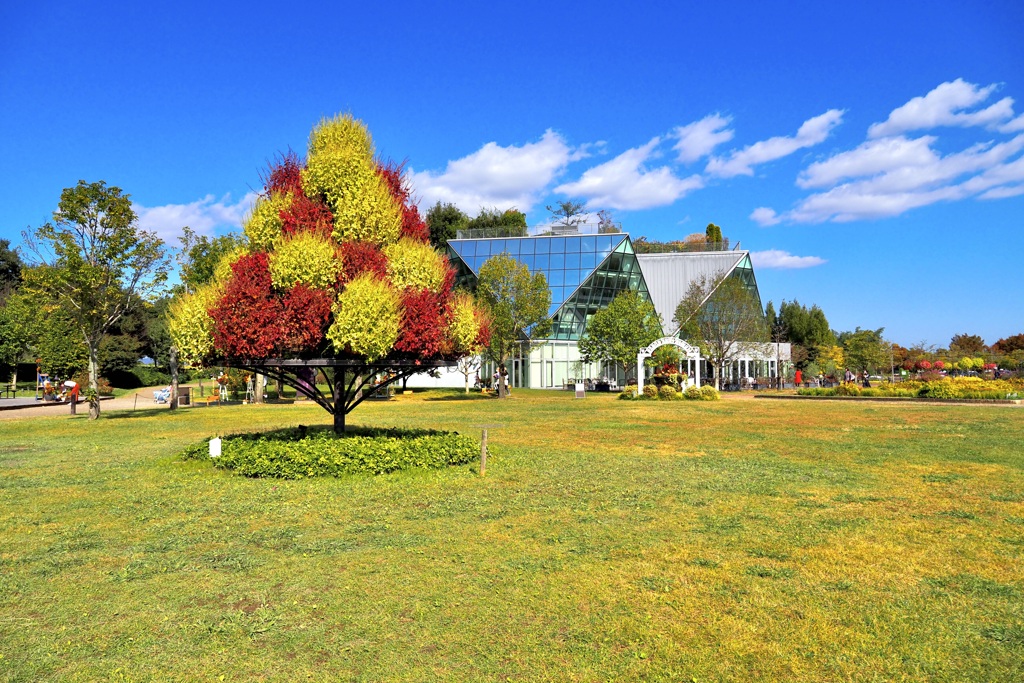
top-left (169, 345), bottom-right (179, 411)
top-left (332, 370), bottom-right (345, 434)
top-left (276, 377), bottom-right (284, 400)
top-left (254, 373), bottom-right (264, 403)
top-left (88, 341), bottom-right (101, 420)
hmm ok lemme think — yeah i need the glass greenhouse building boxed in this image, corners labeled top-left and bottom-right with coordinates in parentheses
top-left (441, 226), bottom-right (789, 390)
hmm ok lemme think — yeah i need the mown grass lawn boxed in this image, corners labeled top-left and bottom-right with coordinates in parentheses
top-left (1, 390), bottom-right (1022, 681)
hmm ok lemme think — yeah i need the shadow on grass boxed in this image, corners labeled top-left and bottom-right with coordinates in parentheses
top-left (425, 393), bottom-right (497, 402)
top-left (211, 424), bottom-right (460, 442)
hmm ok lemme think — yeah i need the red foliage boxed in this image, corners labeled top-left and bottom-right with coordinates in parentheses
top-left (339, 241), bottom-right (388, 285)
top-left (377, 159), bottom-right (429, 242)
top-left (395, 289), bottom-right (447, 358)
top-left (280, 192), bottom-right (334, 239)
top-left (278, 285), bottom-right (332, 354)
top-left (400, 204), bottom-right (430, 241)
top-left (210, 253), bottom-right (284, 358)
top-left (916, 360), bottom-right (932, 370)
top-left (264, 151), bottom-right (304, 196)
top-left (901, 361), bottom-right (915, 372)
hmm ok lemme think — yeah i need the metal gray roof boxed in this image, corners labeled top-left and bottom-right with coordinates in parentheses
top-left (636, 251), bottom-right (747, 334)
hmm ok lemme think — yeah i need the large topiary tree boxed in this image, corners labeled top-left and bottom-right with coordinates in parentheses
top-left (169, 114), bottom-right (489, 432)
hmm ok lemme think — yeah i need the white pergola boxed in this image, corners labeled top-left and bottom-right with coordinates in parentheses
top-left (637, 336), bottom-right (701, 394)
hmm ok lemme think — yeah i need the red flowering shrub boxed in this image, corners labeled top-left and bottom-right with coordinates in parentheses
top-left (934, 360), bottom-right (945, 370)
top-left (917, 360), bottom-right (932, 370)
top-left (339, 240), bottom-right (388, 285)
top-left (280, 192), bottom-right (334, 239)
top-left (265, 151), bottom-right (304, 196)
top-left (378, 160), bottom-right (429, 242)
top-left (278, 285), bottom-right (332, 353)
top-left (395, 289), bottom-right (447, 358)
top-left (210, 253), bottom-right (284, 358)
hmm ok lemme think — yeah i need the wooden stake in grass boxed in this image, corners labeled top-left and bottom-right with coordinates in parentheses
top-left (480, 428), bottom-right (488, 476)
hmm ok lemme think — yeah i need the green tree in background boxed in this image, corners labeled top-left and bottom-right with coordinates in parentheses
top-left (841, 327), bottom-right (888, 374)
top-left (579, 291), bottom-right (662, 383)
top-left (465, 208), bottom-right (528, 237)
top-left (949, 333), bottom-right (987, 357)
top-left (177, 227), bottom-right (245, 293)
top-left (476, 252), bottom-right (551, 397)
top-left (424, 202), bottom-right (468, 249)
top-left (23, 180), bottom-right (170, 419)
top-left (675, 274), bottom-right (768, 389)
top-left (776, 300), bottom-right (835, 367)
top-left (546, 200), bottom-right (587, 228)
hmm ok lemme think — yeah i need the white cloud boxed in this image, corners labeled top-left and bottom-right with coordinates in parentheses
top-left (868, 79), bottom-right (1016, 138)
top-left (1002, 113), bottom-right (1024, 133)
top-left (749, 249), bottom-right (826, 269)
top-left (749, 207), bottom-right (781, 226)
top-left (798, 136), bottom-right (938, 189)
top-left (979, 184), bottom-right (1024, 199)
top-left (554, 137), bottom-right (703, 210)
top-left (705, 109), bottom-right (844, 178)
top-left (408, 130), bottom-right (577, 215)
top-left (135, 192), bottom-right (256, 245)
top-left (672, 114), bottom-right (734, 163)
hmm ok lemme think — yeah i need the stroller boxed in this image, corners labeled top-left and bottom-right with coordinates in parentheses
top-left (154, 387), bottom-right (171, 404)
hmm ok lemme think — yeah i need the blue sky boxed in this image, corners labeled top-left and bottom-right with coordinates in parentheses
top-left (2, 1), bottom-right (1022, 348)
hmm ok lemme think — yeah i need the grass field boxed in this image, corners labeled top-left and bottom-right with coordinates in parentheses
top-left (1, 390), bottom-right (1022, 681)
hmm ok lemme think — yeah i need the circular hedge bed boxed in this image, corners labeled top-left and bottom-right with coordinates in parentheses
top-left (180, 425), bottom-right (479, 479)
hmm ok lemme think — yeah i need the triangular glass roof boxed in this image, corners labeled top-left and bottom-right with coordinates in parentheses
top-left (447, 234), bottom-right (630, 316)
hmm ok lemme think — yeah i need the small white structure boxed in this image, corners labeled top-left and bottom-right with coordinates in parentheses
top-left (637, 337), bottom-right (701, 395)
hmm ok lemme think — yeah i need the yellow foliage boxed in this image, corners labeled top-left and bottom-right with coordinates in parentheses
top-left (302, 114), bottom-right (401, 246)
top-left (269, 232), bottom-right (341, 291)
top-left (383, 238), bottom-right (448, 292)
top-left (168, 283), bottom-right (223, 367)
top-left (447, 292), bottom-right (482, 353)
top-left (212, 246), bottom-right (248, 284)
top-left (243, 193), bottom-right (290, 251)
top-left (326, 274), bottom-right (401, 361)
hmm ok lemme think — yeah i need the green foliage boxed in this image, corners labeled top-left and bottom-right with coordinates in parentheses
top-left (35, 305), bottom-right (88, 378)
top-left (705, 222), bottom-right (723, 244)
top-left (242, 193), bottom-right (289, 252)
top-left (177, 227), bottom-right (246, 293)
top-left (617, 384), bottom-right (638, 399)
top-left (476, 252), bottom-right (551, 363)
top-left (579, 291), bottom-right (662, 383)
top-left (181, 426), bottom-right (478, 478)
top-left (22, 180), bottom-right (170, 414)
top-left (465, 207), bottom-right (528, 237)
top-left (546, 200), bottom-right (587, 227)
top-left (777, 300), bottom-right (835, 366)
top-left (302, 114), bottom-right (402, 246)
top-left (425, 201), bottom-right (468, 249)
top-left (99, 334), bottom-right (143, 376)
top-left (642, 384), bottom-right (658, 399)
top-left (842, 327), bottom-right (888, 373)
top-left (0, 290), bottom-right (32, 371)
top-left (699, 385), bottom-right (720, 401)
top-left (674, 273), bottom-right (768, 389)
top-left (269, 232), bottom-right (341, 291)
top-left (327, 274), bottom-right (401, 360)
top-left (950, 333), bottom-right (986, 356)
top-left (658, 384), bottom-right (678, 400)
top-left (383, 238), bottom-right (448, 292)
top-left (684, 385), bottom-right (702, 400)
top-left (0, 238), bottom-right (23, 296)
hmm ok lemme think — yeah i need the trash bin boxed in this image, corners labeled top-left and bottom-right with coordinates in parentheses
top-left (177, 387), bottom-right (191, 406)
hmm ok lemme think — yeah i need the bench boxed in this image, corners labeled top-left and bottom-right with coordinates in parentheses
top-left (195, 392), bottom-right (221, 406)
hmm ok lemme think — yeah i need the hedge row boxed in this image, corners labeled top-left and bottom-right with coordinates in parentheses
top-left (618, 384), bottom-right (720, 401)
top-left (797, 378), bottom-right (1021, 400)
top-left (180, 425), bottom-right (479, 479)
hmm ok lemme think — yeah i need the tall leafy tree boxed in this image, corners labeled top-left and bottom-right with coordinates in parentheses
top-left (465, 208), bottom-right (528, 236)
top-left (579, 291), bottom-right (662, 383)
top-left (992, 333), bottom-right (1024, 354)
top-left (176, 227), bottom-right (246, 293)
top-left (476, 253), bottom-right (550, 396)
top-left (0, 239), bottom-right (23, 300)
top-left (949, 333), bottom-right (987, 356)
top-left (23, 180), bottom-right (170, 418)
top-left (777, 300), bottom-right (835, 367)
top-left (674, 274), bottom-right (768, 389)
top-left (425, 202), bottom-right (468, 249)
top-left (841, 327), bottom-right (888, 373)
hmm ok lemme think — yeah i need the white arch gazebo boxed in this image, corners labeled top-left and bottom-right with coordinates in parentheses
top-left (637, 337), bottom-right (701, 394)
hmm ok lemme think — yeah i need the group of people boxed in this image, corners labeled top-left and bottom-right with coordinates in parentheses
top-left (793, 368), bottom-right (872, 388)
top-left (41, 377), bottom-right (79, 403)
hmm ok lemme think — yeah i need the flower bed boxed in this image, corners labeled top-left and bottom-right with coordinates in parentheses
top-left (180, 425), bottom-right (479, 478)
top-left (797, 377), bottom-right (1023, 401)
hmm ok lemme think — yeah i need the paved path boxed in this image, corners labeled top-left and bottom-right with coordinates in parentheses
top-left (0, 392), bottom-right (162, 421)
